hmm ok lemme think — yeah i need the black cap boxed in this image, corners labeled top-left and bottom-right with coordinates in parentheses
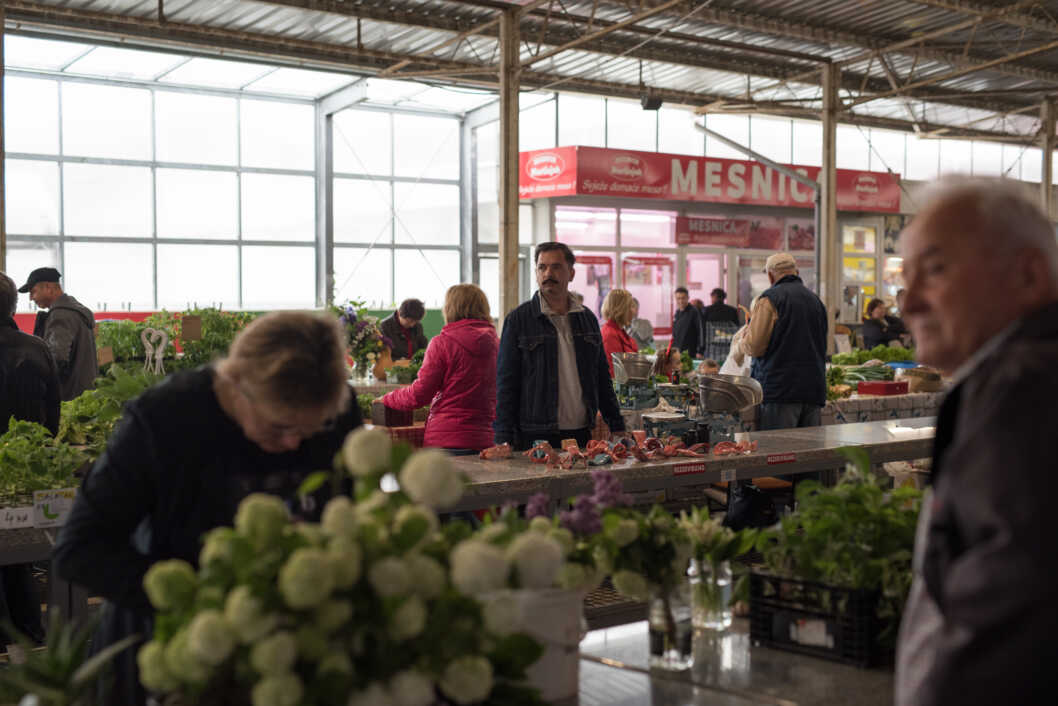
top-left (18, 267), bottom-right (61, 293)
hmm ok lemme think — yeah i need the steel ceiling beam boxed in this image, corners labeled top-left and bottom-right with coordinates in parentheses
top-left (905, 0), bottom-right (1058, 37)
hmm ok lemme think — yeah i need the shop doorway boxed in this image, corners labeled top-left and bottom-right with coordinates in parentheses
top-left (621, 253), bottom-right (675, 338)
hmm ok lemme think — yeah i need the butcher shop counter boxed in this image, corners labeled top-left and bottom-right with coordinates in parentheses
top-left (448, 417), bottom-right (935, 512)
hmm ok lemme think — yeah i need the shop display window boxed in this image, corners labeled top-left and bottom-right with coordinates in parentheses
top-left (554, 206), bottom-right (616, 246)
top-left (786, 218), bottom-right (815, 252)
top-left (621, 253), bottom-right (674, 335)
top-left (620, 209), bottom-right (675, 247)
top-left (843, 256), bottom-right (876, 283)
top-left (685, 254), bottom-right (724, 301)
top-left (842, 225), bottom-right (876, 254)
top-left (882, 257), bottom-right (905, 299)
top-left (572, 253), bottom-right (614, 321)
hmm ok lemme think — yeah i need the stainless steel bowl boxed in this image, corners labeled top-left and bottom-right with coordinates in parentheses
top-left (698, 373), bottom-right (763, 413)
top-left (611, 352), bottom-right (657, 384)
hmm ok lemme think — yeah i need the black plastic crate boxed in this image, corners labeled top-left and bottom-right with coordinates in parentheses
top-left (748, 571), bottom-right (892, 668)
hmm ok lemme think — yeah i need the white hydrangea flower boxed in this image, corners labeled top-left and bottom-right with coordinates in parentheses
top-left (250, 631), bottom-right (298, 675)
top-left (482, 591), bottom-right (520, 636)
top-left (548, 527), bottom-right (575, 556)
top-left (450, 540), bottom-right (510, 596)
top-left (476, 522), bottom-right (508, 544)
top-left (198, 528), bottom-right (235, 567)
top-left (137, 641), bottom-right (179, 693)
top-left (143, 559), bottom-right (197, 612)
top-left (389, 670), bottom-right (435, 706)
top-left (342, 427), bottom-right (393, 477)
top-left (406, 553), bottom-right (447, 599)
top-left (609, 519), bottom-right (639, 548)
top-left (347, 683), bottom-right (394, 706)
top-left (398, 449), bottom-right (464, 509)
top-left (314, 599), bottom-right (353, 633)
top-left (368, 556), bottom-right (412, 598)
top-left (390, 595), bottom-right (427, 641)
top-left (354, 490), bottom-right (390, 520)
top-left (528, 516), bottom-right (552, 534)
top-left (279, 548), bottom-right (335, 610)
top-left (317, 652), bottom-right (353, 676)
top-left (291, 523), bottom-right (325, 547)
top-left (163, 629), bottom-right (210, 685)
top-left (507, 532), bottom-right (563, 590)
top-left (321, 497), bottom-right (359, 538)
top-left (439, 656), bottom-right (493, 705)
top-left (612, 570), bottom-right (650, 601)
top-left (327, 536), bottom-right (363, 589)
top-left (224, 586), bottom-right (279, 644)
top-left (556, 563), bottom-right (588, 591)
top-left (394, 505), bottom-right (439, 547)
top-left (251, 673), bottom-right (303, 706)
top-left (234, 494), bottom-right (289, 550)
top-left (187, 610), bottom-right (235, 666)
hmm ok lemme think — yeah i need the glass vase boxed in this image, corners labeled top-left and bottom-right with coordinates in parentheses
top-left (647, 581), bottom-right (693, 671)
top-left (688, 559), bottom-right (733, 631)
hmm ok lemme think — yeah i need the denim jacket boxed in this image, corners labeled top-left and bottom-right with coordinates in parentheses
top-left (494, 292), bottom-right (625, 446)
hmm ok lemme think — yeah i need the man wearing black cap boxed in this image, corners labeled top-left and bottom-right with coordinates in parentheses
top-left (19, 267), bottom-right (97, 400)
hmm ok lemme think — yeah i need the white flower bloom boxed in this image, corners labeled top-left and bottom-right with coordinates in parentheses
top-left (291, 523), bottom-right (325, 547)
top-left (609, 519), bottom-right (639, 548)
top-left (251, 673), bottom-right (304, 706)
top-left (477, 522), bottom-right (508, 544)
top-left (137, 641), bottom-right (179, 693)
top-left (279, 548), bottom-right (335, 609)
top-left (507, 532), bottom-right (563, 590)
top-left (224, 586), bottom-right (279, 644)
top-left (389, 670), bottom-right (435, 706)
top-left (234, 494), bottom-right (289, 550)
top-left (342, 427), bottom-right (393, 477)
top-left (321, 497), bottom-right (358, 538)
top-left (482, 591), bottom-right (520, 636)
top-left (548, 527), bottom-right (574, 556)
top-left (327, 536), bottom-right (363, 589)
top-left (317, 652), bottom-right (353, 676)
top-left (187, 610), bottom-right (235, 666)
top-left (390, 596), bottom-right (427, 641)
top-left (556, 563), bottom-right (587, 591)
top-left (528, 516), bottom-right (552, 534)
top-left (355, 490), bottom-right (390, 520)
top-left (163, 629), bottom-right (210, 685)
top-left (612, 570), bottom-right (650, 601)
top-left (368, 556), bottom-right (412, 597)
top-left (250, 631), bottom-right (298, 675)
top-left (347, 683), bottom-right (394, 706)
top-left (450, 540), bottom-right (510, 596)
top-left (398, 449), bottom-right (464, 509)
top-left (143, 559), bottom-right (197, 612)
top-left (394, 505), bottom-right (439, 548)
top-left (406, 553), bottom-right (447, 599)
top-left (440, 656), bottom-right (493, 705)
top-left (198, 527), bottom-right (235, 567)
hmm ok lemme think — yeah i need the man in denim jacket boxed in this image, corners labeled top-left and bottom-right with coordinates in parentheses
top-left (495, 242), bottom-right (625, 450)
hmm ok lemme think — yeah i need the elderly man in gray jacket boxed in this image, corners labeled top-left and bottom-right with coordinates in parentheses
top-left (895, 179), bottom-right (1058, 706)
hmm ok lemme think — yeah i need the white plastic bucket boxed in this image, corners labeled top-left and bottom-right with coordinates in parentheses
top-left (515, 588), bottom-right (585, 702)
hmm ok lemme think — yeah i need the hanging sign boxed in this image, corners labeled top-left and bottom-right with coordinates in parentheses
top-left (675, 217), bottom-right (749, 246)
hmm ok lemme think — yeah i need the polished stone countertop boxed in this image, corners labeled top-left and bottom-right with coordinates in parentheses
top-left (449, 418), bottom-right (935, 511)
top-left (578, 619), bottom-right (893, 706)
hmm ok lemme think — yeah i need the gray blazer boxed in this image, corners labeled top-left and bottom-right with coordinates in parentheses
top-left (41, 294), bottom-right (97, 401)
top-left (895, 299), bottom-right (1058, 706)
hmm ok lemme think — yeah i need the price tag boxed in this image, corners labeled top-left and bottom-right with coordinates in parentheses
top-left (33, 488), bottom-right (77, 528)
top-left (181, 315), bottom-right (203, 341)
top-left (720, 468), bottom-right (736, 482)
top-left (673, 462), bottom-right (705, 476)
top-left (767, 453), bottom-right (797, 465)
top-left (97, 345), bottom-right (115, 366)
top-left (0, 506), bottom-right (35, 530)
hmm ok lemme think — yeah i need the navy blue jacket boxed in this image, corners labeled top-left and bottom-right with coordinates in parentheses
top-left (672, 305), bottom-right (703, 355)
top-left (750, 275), bottom-right (827, 406)
top-left (495, 292), bottom-right (625, 446)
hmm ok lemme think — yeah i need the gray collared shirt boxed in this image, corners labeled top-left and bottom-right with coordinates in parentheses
top-left (539, 292), bottom-right (589, 430)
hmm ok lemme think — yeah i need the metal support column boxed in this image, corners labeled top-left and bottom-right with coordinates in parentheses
top-left (498, 8), bottom-right (520, 319)
top-left (315, 107), bottom-right (335, 308)
top-left (460, 117), bottom-right (477, 287)
top-left (820, 64), bottom-right (840, 352)
top-left (1041, 99), bottom-right (1055, 221)
top-left (0, 13), bottom-right (6, 272)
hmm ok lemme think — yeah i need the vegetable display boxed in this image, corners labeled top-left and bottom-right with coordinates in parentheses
top-left (58, 365), bottom-right (163, 456)
top-left (0, 419), bottom-right (87, 505)
top-left (841, 366), bottom-right (896, 383)
top-left (832, 345), bottom-right (914, 365)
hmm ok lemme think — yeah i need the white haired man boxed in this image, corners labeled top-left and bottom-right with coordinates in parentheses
top-left (895, 179), bottom-right (1058, 706)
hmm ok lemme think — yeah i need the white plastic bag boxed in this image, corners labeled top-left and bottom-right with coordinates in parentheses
top-left (720, 326), bottom-right (752, 376)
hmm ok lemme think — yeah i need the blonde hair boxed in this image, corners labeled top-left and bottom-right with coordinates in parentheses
top-left (602, 288), bottom-right (635, 327)
top-left (219, 311), bottom-right (349, 412)
top-left (443, 284), bottom-right (490, 324)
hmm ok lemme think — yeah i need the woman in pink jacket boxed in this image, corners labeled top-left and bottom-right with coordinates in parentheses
top-left (380, 284), bottom-right (498, 453)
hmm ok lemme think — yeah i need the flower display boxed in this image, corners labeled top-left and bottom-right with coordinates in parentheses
top-left (398, 449), bottom-right (464, 509)
top-left (341, 427), bottom-right (393, 477)
top-left (334, 299), bottom-right (394, 375)
top-left (140, 439), bottom-right (548, 706)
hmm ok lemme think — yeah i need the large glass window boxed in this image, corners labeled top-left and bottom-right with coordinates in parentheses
top-left (520, 97), bottom-right (556, 152)
top-left (334, 109), bottom-right (392, 175)
top-left (393, 114), bottom-right (459, 179)
top-left (156, 169), bottom-right (238, 239)
top-left (241, 173), bottom-right (315, 242)
top-left (335, 178), bottom-right (392, 244)
top-left (658, 107), bottom-right (703, 156)
top-left (939, 139), bottom-right (972, 175)
top-left (62, 82), bottom-right (152, 160)
top-left (394, 183), bottom-right (460, 246)
top-left (157, 244), bottom-right (239, 310)
top-left (240, 99), bottom-right (314, 170)
top-left (836, 125), bottom-right (870, 170)
top-left (791, 120), bottom-right (822, 167)
top-left (5, 160), bottom-right (60, 235)
top-left (63, 163), bottom-right (153, 238)
top-left (558, 94), bottom-right (605, 147)
top-left (554, 206), bottom-right (616, 246)
top-left (906, 133), bottom-right (940, 181)
top-left (64, 241), bottom-right (154, 311)
top-left (241, 245), bottom-right (315, 309)
top-left (750, 116), bottom-right (792, 163)
top-left (5, 77), bottom-right (59, 154)
top-left (607, 98), bottom-right (657, 152)
top-left (620, 209), bottom-right (675, 247)
top-left (869, 129), bottom-right (906, 175)
top-left (155, 92), bottom-right (238, 166)
top-left (394, 249), bottom-right (461, 308)
top-left (971, 141), bottom-right (1003, 177)
top-left (704, 114), bottom-right (749, 160)
top-left (335, 247), bottom-right (393, 309)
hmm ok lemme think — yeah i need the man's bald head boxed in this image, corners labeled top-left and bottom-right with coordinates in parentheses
top-left (900, 178), bottom-right (1058, 372)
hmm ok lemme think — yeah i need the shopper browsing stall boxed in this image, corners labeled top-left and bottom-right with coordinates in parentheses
top-left (52, 312), bottom-right (362, 706)
top-left (600, 288), bottom-right (638, 376)
top-left (379, 298), bottom-right (429, 361)
top-left (861, 297), bottom-right (903, 349)
top-left (379, 284), bottom-right (498, 454)
top-left (671, 286), bottom-right (704, 357)
top-left (494, 242), bottom-right (625, 450)
top-left (626, 297), bottom-right (654, 350)
top-left (895, 179), bottom-right (1058, 706)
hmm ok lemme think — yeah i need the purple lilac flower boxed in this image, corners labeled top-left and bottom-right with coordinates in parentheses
top-left (590, 469), bottom-right (631, 509)
top-left (526, 493), bottom-right (551, 520)
top-left (355, 320), bottom-right (368, 332)
top-left (381, 335), bottom-right (395, 350)
top-left (560, 495), bottom-right (602, 535)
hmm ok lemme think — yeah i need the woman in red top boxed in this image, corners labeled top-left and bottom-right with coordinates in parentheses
top-left (380, 284), bottom-right (498, 453)
top-left (600, 288), bottom-right (638, 376)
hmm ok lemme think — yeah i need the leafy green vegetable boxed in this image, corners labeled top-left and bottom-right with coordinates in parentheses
top-left (58, 365), bottom-right (163, 455)
top-left (826, 366), bottom-right (846, 387)
top-left (147, 308), bottom-right (257, 369)
top-left (756, 449), bottom-right (922, 646)
top-left (0, 419), bottom-right (88, 505)
top-left (357, 394), bottom-right (375, 420)
top-left (833, 345), bottom-right (914, 365)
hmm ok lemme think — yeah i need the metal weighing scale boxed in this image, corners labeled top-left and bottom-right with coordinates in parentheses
top-left (697, 374), bottom-right (763, 442)
top-left (612, 352), bottom-right (659, 410)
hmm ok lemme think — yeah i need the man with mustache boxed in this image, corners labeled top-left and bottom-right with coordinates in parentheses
top-left (494, 242), bottom-right (625, 450)
top-left (895, 179), bottom-right (1058, 706)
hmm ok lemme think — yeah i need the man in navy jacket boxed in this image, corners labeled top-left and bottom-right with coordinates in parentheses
top-left (494, 242), bottom-right (625, 450)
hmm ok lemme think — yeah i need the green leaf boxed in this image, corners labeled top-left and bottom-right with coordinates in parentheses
top-left (390, 442), bottom-right (414, 472)
top-left (70, 633), bottom-right (142, 686)
top-left (297, 471), bottom-right (329, 498)
top-left (488, 633), bottom-right (545, 680)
